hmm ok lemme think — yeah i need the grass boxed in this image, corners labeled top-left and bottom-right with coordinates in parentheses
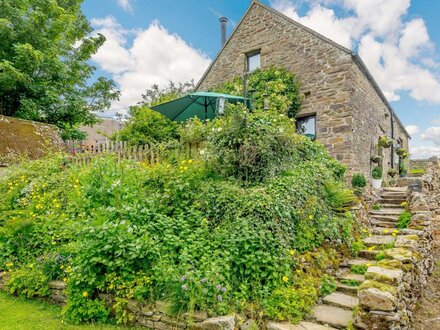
top-left (0, 292), bottom-right (131, 330)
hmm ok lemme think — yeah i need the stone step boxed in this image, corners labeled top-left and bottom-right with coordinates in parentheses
top-left (348, 259), bottom-right (376, 267)
top-left (267, 321), bottom-right (338, 330)
top-left (322, 292), bottom-right (359, 310)
top-left (379, 196), bottom-right (406, 202)
top-left (338, 272), bottom-right (365, 284)
top-left (362, 235), bottom-right (396, 247)
top-left (372, 228), bottom-right (416, 236)
top-left (370, 209), bottom-right (404, 216)
top-left (378, 203), bottom-right (405, 209)
top-left (371, 220), bottom-right (398, 229)
top-left (336, 282), bottom-right (359, 296)
top-left (382, 187), bottom-right (407, 192)
top-left (378, 199), bottom-right (406, 205)
top-left (371, 215), bottom-right (399, 222)
top-left (310, 305), bottom-right (352, 329)
top-left (358, 249), bottom-right (379, 260)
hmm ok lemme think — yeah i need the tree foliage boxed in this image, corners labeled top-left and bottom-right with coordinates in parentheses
top-left (113, 105), bottom-right (178, 145)
top-left (217, 66), bottom-right (302, 117)
top-left (139, 81), bottom-right (194, 107)
top-left (0, 0), bottom-right (120, 136)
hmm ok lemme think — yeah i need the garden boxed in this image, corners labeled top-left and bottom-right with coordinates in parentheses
top-left (0, 67), bottom-right (359, 327)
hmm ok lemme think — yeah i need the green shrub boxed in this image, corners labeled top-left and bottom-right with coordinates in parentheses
top-left (372, 203), bottom-right (381, 210)
top-left (218, 66), bottom-right (302, 117)
top-left (319, 275), bottom-right (336, 296)
top-left (351, 173), bottom-right (366, 188)
top-left (0, 107), bottom-right (355, 324)
top-left (372, 166), bottom-right (383, 179)
top-left (410, 169), bottom-right (425, 175)
top-left (350, 264), bottom-right (368, 275)
top-left (397, 211), bottom-right (412, 229)
top-left (112, 105), bottom-right (178, 145)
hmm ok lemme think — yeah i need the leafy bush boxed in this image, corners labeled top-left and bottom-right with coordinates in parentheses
top-left (351, 173), bottom-right (366, 188)
top-left (112, 105), bottom-right (178, 145)
top-left (372, 166), bottom-right (383, 179)
top-left (217, 66), bottom-right (302, 117)
top-left (397, 211), bottom-right (412, 229)
top-left (0, 107), bottom-right (355, 324)
top-left (319, 275), bottom-right (337, 296)
top-left (350, 264), bottom-right (368, 275)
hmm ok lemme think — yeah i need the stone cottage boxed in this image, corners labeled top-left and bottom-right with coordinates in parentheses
top-left (195, 0), bottom-right (410, 180)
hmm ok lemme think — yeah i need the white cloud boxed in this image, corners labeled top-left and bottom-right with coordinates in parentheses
top-left (270, 0), bottom-right (440, 104)
top-left (116, 0), bottom-right (134, 14)
top-left (405, 125), bottom-right (419, 136)
top-left (421, 126), bottom-right (440, 145)
top-left (410, 145), bottom-right (440, 159)
top-left (91, 16), bottom-right (211, 114)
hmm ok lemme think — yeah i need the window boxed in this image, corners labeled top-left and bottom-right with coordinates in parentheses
top-left (246, 50), bottom-right (260, 72)
top-left (296, 115), bottom-right (316, 140)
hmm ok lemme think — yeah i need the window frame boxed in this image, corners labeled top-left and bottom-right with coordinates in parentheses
top-left (296, 114), bottom-right (317, 140)
top-left (246, 50), bottom-right (261, 72)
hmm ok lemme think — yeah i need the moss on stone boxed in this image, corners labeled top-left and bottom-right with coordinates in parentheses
top-left (359, 280), bottom-right (397, 296)
top-left (377, 259), bottom-right (403, 270)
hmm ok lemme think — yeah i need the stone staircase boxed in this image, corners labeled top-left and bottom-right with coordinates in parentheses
top-left (293, 188), bottom-right (409, 329)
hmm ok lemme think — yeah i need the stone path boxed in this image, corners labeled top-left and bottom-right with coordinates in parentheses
top-left (285, 187), bottom-right (408, 329)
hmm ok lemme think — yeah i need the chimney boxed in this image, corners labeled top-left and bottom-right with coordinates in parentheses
top-left (219, 17), bottom-right (228, 47)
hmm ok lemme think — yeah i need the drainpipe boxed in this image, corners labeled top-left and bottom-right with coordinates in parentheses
top-left (391, 111), bottom-right (394, 169)
top-left (219, 17), bottom-right (228, 47)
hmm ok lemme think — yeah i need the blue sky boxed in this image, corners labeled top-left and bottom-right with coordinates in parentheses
top-left (82, 0), bottom-right (440, 159)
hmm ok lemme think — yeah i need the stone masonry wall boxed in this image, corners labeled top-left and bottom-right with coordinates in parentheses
top-left (349, 62), bottom-right (410, 180)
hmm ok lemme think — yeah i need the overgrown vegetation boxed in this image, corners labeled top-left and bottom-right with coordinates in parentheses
top-left (0, 66), bottom-right (358, 326)
top-left (397, 211), bottom-right (412, 229)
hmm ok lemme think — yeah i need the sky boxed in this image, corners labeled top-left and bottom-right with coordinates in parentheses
top-left (81, 0), bottom-right (440, 159)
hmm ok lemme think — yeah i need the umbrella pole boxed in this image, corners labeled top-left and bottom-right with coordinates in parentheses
top-left (204, 97), bottom-right (208, 121)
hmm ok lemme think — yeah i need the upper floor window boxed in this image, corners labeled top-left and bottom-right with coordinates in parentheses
top-left (296, 115), bottom-right (316, 140)
top-left (246, 50), bottom-right (260, 72)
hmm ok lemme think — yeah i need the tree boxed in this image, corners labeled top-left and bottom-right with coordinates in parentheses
top-left (0, 0), bottom-right (120, 137)
top-left (113, 106), bottom-right (178, 145)
top-left (139, 80), bottom-right (194, 107)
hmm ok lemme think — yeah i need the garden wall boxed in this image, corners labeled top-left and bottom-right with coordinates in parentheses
top-left (354, 159), bottom-right (440, 329)
top-left (0, 115), bottom-right (63, 165)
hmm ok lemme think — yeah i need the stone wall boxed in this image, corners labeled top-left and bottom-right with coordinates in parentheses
top-left (0, 115), bottom-right (63, 165)
top-left (349, 61), bottom-right (409, 181)
top-left (196, 0), bottom-right (409, 181)
top-left (354, 162), bottom-right (439, 329)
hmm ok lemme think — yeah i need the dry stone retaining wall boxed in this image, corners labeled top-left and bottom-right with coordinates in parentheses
top-left (354, 160), bottom-right (440, 329)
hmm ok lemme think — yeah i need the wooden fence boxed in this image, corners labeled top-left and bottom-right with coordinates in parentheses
top-left (64, 140), bottom-right (203, 165)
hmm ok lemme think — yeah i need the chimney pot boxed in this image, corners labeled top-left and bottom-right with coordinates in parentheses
top-left (219, 17), bottom-right (228, 47)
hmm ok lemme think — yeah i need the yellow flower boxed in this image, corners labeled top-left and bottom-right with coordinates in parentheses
top-left (82, 291), bottom-right (89, 298)
top-left (296, 269), bottom-right (301, 274)
top-left (362, 228), bottom-right (368, 233)
top-left (366, 263), bottom-right (372, 267)
top-left (384, 229), bottom-right (389, 234)
top-left (29, 264), bottom-right (34, 268)
top-left (393, 229), bottom-right (399, 234)
top-left (308, 215), bottom-right (313, 220)
top-left (290, 249), bottom-right (296, 256)
top-left (63, 278), bottom-right (67, 282)
top-left (367, 247), bottom-right (374, 251)
top-left (188, 159), bottom-right (193, 164)
top-left (282, 276), bottom-right (289, 282)
top-left (400, 202), bottom-right (407, 207)
top-left (392, 233), bottom-right (397, 236)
